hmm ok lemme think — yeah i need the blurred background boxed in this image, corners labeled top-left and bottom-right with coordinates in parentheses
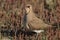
top-left (0, 0), bottom-right (60, 40)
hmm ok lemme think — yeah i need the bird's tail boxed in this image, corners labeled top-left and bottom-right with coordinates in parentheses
top-left (45, 24), bottom-right (58, 31)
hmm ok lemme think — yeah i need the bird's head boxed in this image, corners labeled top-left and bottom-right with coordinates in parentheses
top-left (25, 4), bottom-right (33, 14)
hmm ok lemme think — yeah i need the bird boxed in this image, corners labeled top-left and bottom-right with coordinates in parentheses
top-left (25, 4), bottom-right (52, 30)
top-left (23, 4), bottom-right (53, 39)
top-left (24, 4), bottom-right (52, 36)
top-left (24, 4), bottom-right (58, 40)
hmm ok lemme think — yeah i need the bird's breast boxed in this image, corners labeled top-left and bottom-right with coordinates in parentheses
top-left (27, 13), bottom-right (35, 22)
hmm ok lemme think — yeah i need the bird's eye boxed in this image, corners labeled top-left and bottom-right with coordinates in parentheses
top-left (27, 6), bottom-right (30, 8)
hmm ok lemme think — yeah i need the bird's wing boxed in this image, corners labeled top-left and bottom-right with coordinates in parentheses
top-left (28, 17), bottom-right (50, 30)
